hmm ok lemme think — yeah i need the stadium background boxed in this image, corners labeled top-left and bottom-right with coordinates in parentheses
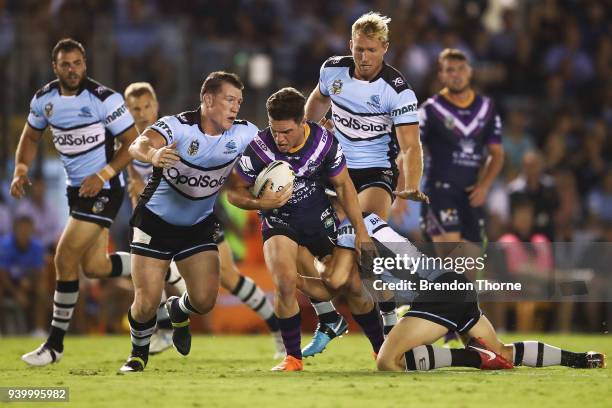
top-left (0, 0), bottom-right (610, 338)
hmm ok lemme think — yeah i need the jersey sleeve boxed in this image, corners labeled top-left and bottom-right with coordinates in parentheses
top-left (235, 143), bottom-right (267, 185)
top-left (336, 221), bottom-right (356, 250)
top-left (148, 115), bottom-right (177, 145)
top-left (26, 95), bottom-right (48, 131)
top-left (318, 60), bottom-right (331, 97)
top-left (238, 121), bottom-right (260, 151)
top-left (486, 102), bottom-right (502, 145)
top-left (323, 136), bottom-right (346, 178)
top-left (388, 88), bottom-right (419, 126)
top-left (100, 92), bottom-right (135, 137)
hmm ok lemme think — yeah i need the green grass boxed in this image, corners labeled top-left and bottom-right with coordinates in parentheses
top-left (0, 334), bottom-right (610, 408)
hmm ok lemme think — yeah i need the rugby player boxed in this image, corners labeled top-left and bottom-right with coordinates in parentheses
top-left (304, 12), bottom-right (427, 343)
top-left (298, 213), bottom-right (605, 371)
top-left (228, 87), bottom-right (372, 371)
top-left (12, 39), bottom-right (139, 366)
top-left (119, 72), bottom-right (261, 372)
top-left (124, 82), bottom-right (284, 358)
top-left (419, 48), bottom-right (504, 244)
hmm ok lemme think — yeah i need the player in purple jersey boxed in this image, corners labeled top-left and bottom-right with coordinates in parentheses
top-left (228, 88), bottom-right (371, 371)
top-left (420, 49), bottom-right (505, 244)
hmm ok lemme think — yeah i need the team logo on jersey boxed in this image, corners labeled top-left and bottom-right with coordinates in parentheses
top-left (367, 95), bottom-right (381, 109)
top-left (459, 138), bottom-right (475, 154)
top-left (224, 140), bottom-right (237, 154)
top-left (92, 196), bottom-right (110, 214)
top-left (392, 77), bottom-right (405, 87)
top-left (331, 79), bottom-right (343, 95)
top-left (44, 102), bottom-right (54, 118)
top-left (79, 106), bottom-right (93, 118)
top-left (95, 85), bottom-right (107, 95)
top-left (444, 116), bottom-right (455, 130)
top-left (187, 139), bottom-right (200, 156)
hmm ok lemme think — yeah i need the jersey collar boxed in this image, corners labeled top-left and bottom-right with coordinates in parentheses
top-left (349, 60), bottom-right (386, 83)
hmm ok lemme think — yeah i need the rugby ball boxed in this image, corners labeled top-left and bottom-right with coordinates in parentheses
top-left (252, 160), bottom-right (295, 198)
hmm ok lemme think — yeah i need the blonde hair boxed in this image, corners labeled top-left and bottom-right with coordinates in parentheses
top-left (124, 82), bottom-right (157, 101)
top-left (438, 48), bottom-right (469, 64)
top-left (352, 12), bottom-right (391, 43)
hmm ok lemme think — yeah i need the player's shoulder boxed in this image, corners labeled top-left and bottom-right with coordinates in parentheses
top-left (34, 80), bottom-right (60, 99)
top-left (232, 118), bottom-right (257, 132)
top-left (322, 55), bottom-right (354, 69)
top-left (174, 109), bottom-right (200, 126)
top-left (378, 63), bottom-right (412, 94)
top-left (81, 78), bottom-right (118, 102)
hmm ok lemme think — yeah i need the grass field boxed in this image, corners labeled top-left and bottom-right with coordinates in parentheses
top-left (1, 334), bottom-right (610, 408)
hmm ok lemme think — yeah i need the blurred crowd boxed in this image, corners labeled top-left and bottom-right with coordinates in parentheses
top-left (0, 0), bottom-right (610, 335)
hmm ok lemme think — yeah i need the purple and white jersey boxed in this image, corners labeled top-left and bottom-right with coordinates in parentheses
top-left (236, 121), bottom-right (346, 215)
top-left (419, 93), bottom-right (502, 189)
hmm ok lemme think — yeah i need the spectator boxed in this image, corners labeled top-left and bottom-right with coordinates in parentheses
top-left (508, 151), bottom-right (559, 241)
top-left (0, 215), bottom-right (47, 335)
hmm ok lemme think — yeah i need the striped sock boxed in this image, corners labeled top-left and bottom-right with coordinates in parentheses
top-left (278, 313), bottom-right (302, 359)
top-left (512, 341), bottom-right (578, 367)
top-left (128, 308), bottom-right (157, 363)
top-left (352, 306), bottom-right (385, 353)
top-left (109, 252), bottom-right (131, 277)
top-left (46, 280), bottom-right (79, 353)
top-left (231, 275), bottom-right (279, 331)
top-left (309, 298), bottom-right (339, 324)
top-left (405, 345), bottom-right (480, 371)
top-left (378, 301), bottom-right (397, 336)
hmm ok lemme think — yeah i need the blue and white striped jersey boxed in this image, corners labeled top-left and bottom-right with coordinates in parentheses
top-left (140, 109), bottom-right (258, 226)
top-left (27, 78), bottom-right (135, 188)
top-left (318, 56), bottom-right (418, 169)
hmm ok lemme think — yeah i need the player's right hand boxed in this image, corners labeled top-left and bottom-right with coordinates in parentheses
top-left (10, 174), bottom-right (31, 199)
top-left (258, 181), bottom-right (293, 210)
top-left (151, 142), bottom-right (180, 168)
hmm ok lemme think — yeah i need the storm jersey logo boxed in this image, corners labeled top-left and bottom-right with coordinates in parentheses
top-left (162, 158), bottom-right (237, 200)
top-left (51, 122), bottom-right (106, 156)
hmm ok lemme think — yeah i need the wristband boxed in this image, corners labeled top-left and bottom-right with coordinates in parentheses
top-left (96, 165), bottom-right (117, 182)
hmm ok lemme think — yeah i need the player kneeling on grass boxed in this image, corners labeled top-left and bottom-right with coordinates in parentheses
top-left (298, 213), bottom-right (606, 372)
top-left (228, 87), bottom-right (372, 372)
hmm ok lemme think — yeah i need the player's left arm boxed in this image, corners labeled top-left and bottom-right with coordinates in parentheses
top-left (466, 110), bottom-right (505, 207)
top-left (393, 124), bottom-right (429, 203)
top-left (466, 143), bottom-right (504, 207)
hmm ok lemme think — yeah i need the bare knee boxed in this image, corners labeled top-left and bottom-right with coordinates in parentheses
top-left (54, 248), bottom-right (80, 279)
top-left (376, 354), bottom-right (401, 372)
top-left (187, 290), bottom-right (218, 314)
top-left (274, 272), bottom-right (297, 301)
top-left (321, 271), bottom-right (346, 291)
top-left (131, 293), bottom-right (159, 322)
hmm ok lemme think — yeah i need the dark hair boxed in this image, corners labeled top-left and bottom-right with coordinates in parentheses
top-left (266, 87), bottom-right (306, 122)
top-left (52, 38), bottom-right (86, 62)
top-left (200, 71), bottom-right (243, 99)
